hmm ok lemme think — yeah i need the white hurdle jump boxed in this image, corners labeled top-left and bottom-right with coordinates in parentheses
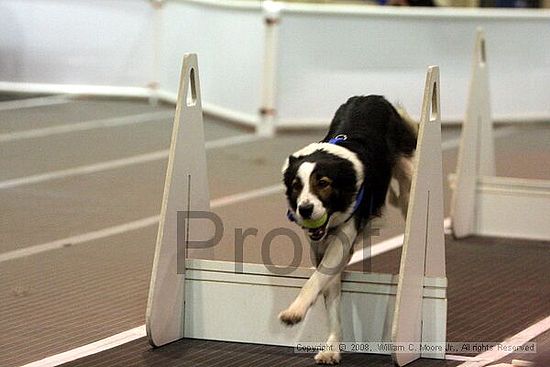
top-left (451, 29), bottom-right (550, 241)
top-left (146, 54), bottom-right (447, 367)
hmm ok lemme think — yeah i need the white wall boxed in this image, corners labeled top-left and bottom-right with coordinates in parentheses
top-left (160, 2), bottom-right (264, 123)
top-left (0, 1), bottom-right (549, 130)
top-left (275, 8), bottom-right (550, 125)
top-left (0, 0), bottom-right (154, 88)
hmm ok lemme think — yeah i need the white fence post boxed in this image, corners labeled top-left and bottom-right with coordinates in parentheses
top-left (258, 1), bottom-right (282, 137)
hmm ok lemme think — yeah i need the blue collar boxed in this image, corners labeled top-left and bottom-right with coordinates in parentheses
top-left (327, 134), bottom-right (348, 145)
top-left (287, 134), bottom-right (366, 225)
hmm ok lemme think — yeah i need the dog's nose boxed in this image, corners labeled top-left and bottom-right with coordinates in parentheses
top-left (298, 203), bottom-right (314, 219)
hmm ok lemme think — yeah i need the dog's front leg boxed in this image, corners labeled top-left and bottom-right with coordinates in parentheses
top-left (314, 274), bottom-right (342, 365)
top-left (278, 220), bottom-right (356, 326)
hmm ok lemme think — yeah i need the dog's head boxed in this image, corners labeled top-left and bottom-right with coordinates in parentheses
top-left (282, 143), bottom-right (364, 241)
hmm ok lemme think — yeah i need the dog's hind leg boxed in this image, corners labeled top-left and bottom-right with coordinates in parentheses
top-left (278, 220), bottom-right (356, 326)
top-left (314, 274), bottom-right (342, 365)
top-left (389, 154), bottom-right (414, 219)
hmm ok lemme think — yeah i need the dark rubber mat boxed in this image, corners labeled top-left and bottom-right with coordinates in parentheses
top-left (356, 235), bottom-right (550, 347)
top-left (59, 337), bottom-right (461, 367)
top-left (0, 227), bottom-right (157, 367)
top-left (2, 95), bottom-right (548, 367)
top-left (56, 235), bottom-right (549, 367)
top-left (445, 236), bottom-right (550, 346)
top-left (0, 99), bottom-right (163, 133)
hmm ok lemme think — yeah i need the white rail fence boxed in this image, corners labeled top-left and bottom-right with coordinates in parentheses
top-left (1, 0), bottom-right (549, 134)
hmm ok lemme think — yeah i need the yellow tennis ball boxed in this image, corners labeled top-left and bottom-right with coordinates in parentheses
top-left (302, 213), bottom-right (328, 229)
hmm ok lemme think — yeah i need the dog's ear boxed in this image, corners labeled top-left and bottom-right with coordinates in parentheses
top-left (282, 155), bottom-right (298, 174)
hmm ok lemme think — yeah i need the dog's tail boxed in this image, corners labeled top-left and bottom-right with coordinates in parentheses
top-left (389, 103), bottom-right (418, 219)
top-left (387, 102), bottom-right (418, 159)
top-left (395, 104), bottom-right (419, 137)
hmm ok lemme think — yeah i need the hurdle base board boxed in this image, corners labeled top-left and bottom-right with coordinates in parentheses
top-left (183, 259), bottom-right (446, 359)
top-left (449, 174), bottom-right (550, 241)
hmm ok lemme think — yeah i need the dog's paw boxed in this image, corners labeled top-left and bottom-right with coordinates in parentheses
top-left (278, 307), bottom-right (304, 326)
top-left (314, 350), bottom-right (341, 365)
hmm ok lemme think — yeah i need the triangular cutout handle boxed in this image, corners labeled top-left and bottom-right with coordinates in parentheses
top-left (186, 68), bottom-right (197, 107)
top-left (476, 28), bottom-right (487, 66)
top-left (180, 54), bottom-right (201, 109)
top-left (421, 66), bottom-right (441, 123)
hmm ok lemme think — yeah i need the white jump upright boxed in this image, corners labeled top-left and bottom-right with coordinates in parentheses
top-left (451, 29), bottom-right (496, 239)
top-left (146, 54), bottom-right (212, 347)
top-left (146, 57), bottom-right (447, 366)
top-left (392, 66), bottom-right (447, 366)
top-left (451, 30), bottom-right (550, 241)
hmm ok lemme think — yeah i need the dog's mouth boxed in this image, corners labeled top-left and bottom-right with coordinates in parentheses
top-left (307, 219), bottom-right (329, 241)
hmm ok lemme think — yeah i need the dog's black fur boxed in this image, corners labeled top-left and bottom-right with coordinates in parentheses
top-left (283, 95), bottom-right (417, 237)
top-left (324, 95), bottom-right (417, 222)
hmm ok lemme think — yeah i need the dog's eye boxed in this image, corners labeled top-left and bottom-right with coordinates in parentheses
top-left (292, 180), bottom-right (302, 192)
top-left (318, 178), bottom-right (331, 189)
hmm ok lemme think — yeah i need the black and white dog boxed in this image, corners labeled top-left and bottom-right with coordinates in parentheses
top-left (280, 95), bottom-right (417, 365)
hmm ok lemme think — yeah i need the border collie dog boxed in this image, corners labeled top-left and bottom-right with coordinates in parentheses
top-left (280, 95), bottom-right (417, 365)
